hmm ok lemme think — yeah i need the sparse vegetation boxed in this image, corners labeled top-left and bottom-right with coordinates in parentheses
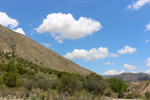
top-left (124, 93), bottom-right (142, 99)
top-left (1, 51), bottom-right (146, 100)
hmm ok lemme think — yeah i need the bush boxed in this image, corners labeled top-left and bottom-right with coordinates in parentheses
top-left (104, 88), bottom-right (117, 98)
top-left (0, 76), bottom-right (5, 88)
top-left (124, 93), bottom-right (141, 99)
top-left (0, 76), bottom-right (3, 85)
top-left (23, 79), bottom-right (35, 91)
top-left (3, 60), bottom-right (20, 87)
top-left (86, 73), bottom-right (109, 95)
top-left (145, 91), bottom-right (150, 99)
top-left (37, 79), bottom-right (51, 91)
top-left (57, 74), bottom-right (82, 95)
top-left (107, 77), bottom-right (128, 96)
top-left (39, 93), bottom-right (47, 100)
top-left (16, 65), bottom-right (29, 75)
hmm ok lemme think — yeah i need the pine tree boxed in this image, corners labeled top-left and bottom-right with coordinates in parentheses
top-left (3, 60), bottom-right (19, 87)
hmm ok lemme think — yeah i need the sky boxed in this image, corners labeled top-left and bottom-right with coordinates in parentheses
top-left (0, 0), bottom-right (150, 75)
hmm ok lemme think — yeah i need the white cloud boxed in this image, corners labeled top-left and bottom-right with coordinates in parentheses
top-left (118, 46), bottom-right (137, 54)
top-left (103, 69), bottom-right (125, 75)
top-left (145, 40), bottom-right (150, 43)
top-left (13, 28), bottom-right (26, 35)
top-left (127, 0), bottom-right (150, 10)
top-left (146, 22), bottom-right (150, 31)
top-left (41, 43), bottom-right (52, 47)
top-left (0, 11), bottom-right (18, 28)
top-left (123, 64), bottom-right (137, 70)
top-left (0, 11), bottom-right (26, 35)
top-left (104, 62), bottom-right (114, 65)
top-left (64, 47), bottom-right (118, 60)
top-left (64, 47), bottom-right (109, 60)
top-left (127, 5), bottom-right (132, 9)
top-left (35, 13), bottom-right (102, 43)
top-left (110, 53), bottom-right (118, 57)
top-left (145, 69), bottom-right (150, 74)
top-left (146, 58), bottom-right (150, 67)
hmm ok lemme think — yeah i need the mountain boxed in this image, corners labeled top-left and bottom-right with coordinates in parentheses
top-left (103, 73), bottom-right (150, 83)
top-left (0, 24), bottom-right (92, 75)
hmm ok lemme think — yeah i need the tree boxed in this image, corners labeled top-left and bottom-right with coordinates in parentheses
top-left (107, 77), bottom-right (128, 96)
top-left (10, 45), bottom-right (16, 58)
top-left (3, 60), bottom-right (20, 87)
top-left (86, 73), bottom-right (109, 95)
top-left (57, 74), bottom-right (81, 95)
top-left (0, 76), bottom-right (3, 85)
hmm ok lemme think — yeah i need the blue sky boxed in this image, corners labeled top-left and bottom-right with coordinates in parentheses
top-left (0, 0), bottom-right (150, 75)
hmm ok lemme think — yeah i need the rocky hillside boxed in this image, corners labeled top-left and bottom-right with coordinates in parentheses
top-left (0, 24), bottom-right (92, 75)
top-left (127, 81), bottom-right (150, 95)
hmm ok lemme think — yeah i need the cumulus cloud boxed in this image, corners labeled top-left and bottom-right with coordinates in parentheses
top-left (146, 22), bottom-right (150, 31)
top-left (103, 69), bottom-right (125, 75)
top-left (118, 46), bottom-right (137, 54)
top-left (35, 13), bottom-right (102, 43)
top-left (0, 11), bottom-right (18, 28)
top-left (103, 62), bottom-right (114, 65)
top-left (64, 47), bottom-right (109, 60)
top-left (127, 0), bottom-right (150, 10)
top-left (0, 11), bottom-right (26, 35)
top-left (13, 28), bottom-right (26, 35)
top-left (64, 47), bottom-right (118, 60)
top-left (146, 58), bottom-right (150, 67)
top-left (123, 64), bottom-right (137, 70)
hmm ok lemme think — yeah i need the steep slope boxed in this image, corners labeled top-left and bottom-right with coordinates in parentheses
top-left (0, 24), bottom-right (92, 75)
top-left (103, 73), bottom-right (150, 83)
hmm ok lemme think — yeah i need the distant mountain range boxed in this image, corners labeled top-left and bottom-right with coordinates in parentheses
top-left (0, 24), bottom-right (92, 75)
top-left (103, 73), bottom-right (150, 83)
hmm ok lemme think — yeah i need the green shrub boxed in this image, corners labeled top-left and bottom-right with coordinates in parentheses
top-left (37, 79), bottom-right (51, 91)
top-left (57, 74), bottom-right (82, 95)
top-left (86, 73), bottom-right (109, 95)
top-left (25, 90), bottom-right (30, 98)
top-left (3, 60), bottom-right (20, 87)
top-left (0, 76), bottom-right (5, 89)
top-left (145, 91), bottom-right (150, 99)
top-left (16, 65), bottom-right (29, 75)
top-left (104, 88), bottom-right (117, 98)
top-left (0, 76), bottom-right (3, 85)
top-left (51, 80), bottom-right (59, 89)
top-left (39, 93), bottom-right (47, 100)
top-left (31, 96), bottom-right (36, 100)
top-left (125, 93), bottom-right (141, 99)
top-left (107, 77), bottom-right (128, 96)
top-left (23, 79), bottom-right (35, 91)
